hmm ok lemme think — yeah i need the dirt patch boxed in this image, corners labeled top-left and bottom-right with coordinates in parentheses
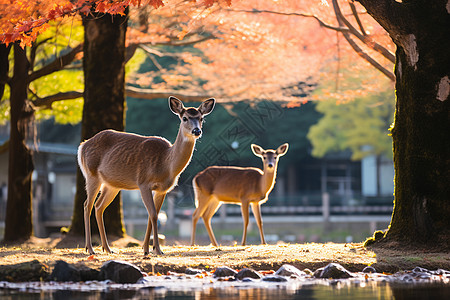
top-left (0, 235), bottom-right (448, 275)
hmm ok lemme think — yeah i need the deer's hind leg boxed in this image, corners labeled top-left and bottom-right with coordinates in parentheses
top-left (191, 191), bottom-right (212, 246)
top-left (94, 185), bottom-right (120, 253)
top-left (202, 198), bottom-right (221, 247)
top-left (84, 177), bottom-right (102, 255)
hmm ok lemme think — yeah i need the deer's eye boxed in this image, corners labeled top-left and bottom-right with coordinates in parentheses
top-left (183, 117), bottom-right (188, 122)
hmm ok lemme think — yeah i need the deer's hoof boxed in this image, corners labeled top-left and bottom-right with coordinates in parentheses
top-left (153, 246), bottom-right (164, 256)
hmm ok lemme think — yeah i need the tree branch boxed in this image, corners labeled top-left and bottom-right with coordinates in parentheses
top-left (125, 86), bottom-right (213, 102)
top-left (27, 43), bottom-right (83, 83)
top-left (349, 1), bottom-right (366, 36)
top-left (32, 91), bottom-right (83, 109)
top-left (333, 0), bottom-right (395, 63)
top-left (145, 34), bottom-right (216, 47)
top-left (333, 0), bottom-right (394, 81)
top-left (226, 9), bottom-right (349, 32)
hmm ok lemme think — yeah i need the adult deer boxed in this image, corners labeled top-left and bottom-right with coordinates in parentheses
top-left (78, 96), bottom-right (215, 255)
top-left (190, 143), bottom-right (289, 246)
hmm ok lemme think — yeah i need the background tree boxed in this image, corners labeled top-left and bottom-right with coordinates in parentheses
top-left (0, 22), bottom-right (83, 242)
top-left (69, 10), bottom-right (128, 237)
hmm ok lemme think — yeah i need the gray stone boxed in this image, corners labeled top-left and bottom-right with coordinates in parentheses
top-left (262, 275), bottom-right (288, 282)
top-left (316, 263), bottom-right (353, 279)
top-left (185, 268), bottom-right (203, 275)
top-left (235, 268), bottom-right (263, 280)
top-left (213, 266), bottom-right (238, 278)
top-left (362, 266), bottom-right (377, 273)
top-left (0, 259), bottom-right (50, 282)
top-left (100, 260), bottom-right (143, 283)
top-left (313, 267), bottom-right (325, 278)
top-left (50, 260), bottom-right (81, 282)
top-left (79, 265), bottom-right (100, 281)
top-left (275, 264), bottom-right (306, 278)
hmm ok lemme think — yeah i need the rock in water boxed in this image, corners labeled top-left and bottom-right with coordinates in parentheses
top-left (235, 268), bottom-right (263, 280)
top-left (362, 266), bottom-right (377, 273)
top-left (185, 267), bottom-right (204, 275)
top-left (316, 263), bottom-right (353, 279)
top-left (50, 260), bottom-right (81, 282)
top-left (0, 260), bottom-right (49, 282)
top-left (275, 264), bottom-right (306, 278)
top-left (262, 275), bottom-right (288, 282)
top-left (213, 266), bottom-right (238, 278)
top-left (100, 260), bottom-right (144, 283)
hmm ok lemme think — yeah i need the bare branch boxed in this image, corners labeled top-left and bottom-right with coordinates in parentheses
top-left (226, 8), bottom-right (349, 32)
top-left (139, 45), bottom-right (182, 58)
top-left (349, 1), bottom-right (366, 35)
top-left (333, 1), bottom-right (394, 81)
top-left (144, 34), bottom-right (216, 47)
top-left (28, 44), bottom-right (83, 83)
top-left (125, 86), bottom-right (213, 102)
top-left (333, 0), bottom-right (395, 63)
top-left (32, 91), bottom-right (83, 109)
top-left (125, 44), bottom-right (139, 64)
top-left (229, 6), bottom-right (394, 65)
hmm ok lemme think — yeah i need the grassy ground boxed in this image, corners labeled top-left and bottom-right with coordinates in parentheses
top-left (0, 235), bottom-right (449, 275)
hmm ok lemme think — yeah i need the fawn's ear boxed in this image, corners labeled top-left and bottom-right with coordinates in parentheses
top-left (251, 144), bottom-right (264, 157)
top-left (276, 143), bottom-right (289, 156)
top-left (198, 98), bottom-right (216, 116)
top-left (169, 96), bottom-right (185, 115)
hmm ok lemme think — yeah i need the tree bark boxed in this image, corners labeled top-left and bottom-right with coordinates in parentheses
top-left (69, 11), bottom-right (128, 238)
top-left (0, 44), bottom-right (10, 99)
top-left (358, 0), bottom-right (450, 248)
top-left (3, 44), bottom-right (34, 242)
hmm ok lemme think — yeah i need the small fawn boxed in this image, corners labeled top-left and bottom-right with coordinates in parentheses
top-left (190, 143), bottom-right (289, 246)
top-left (78, 96), bottom-right (215, 255)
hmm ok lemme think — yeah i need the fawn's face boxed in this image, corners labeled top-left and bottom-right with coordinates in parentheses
top-left (252, 143), bottom-right (289, 171)
top-left (169, 97), bottom-right (215, 139)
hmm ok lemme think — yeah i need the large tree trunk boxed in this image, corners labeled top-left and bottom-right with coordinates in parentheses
top-left (69, 11), bottom-right (128, 238)
top-left (3, 44), bottom-right (34, 242)
top-left (358, 0), bottom-right (450, 248)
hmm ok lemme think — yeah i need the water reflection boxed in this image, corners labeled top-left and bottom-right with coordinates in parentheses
top-left (1, 281), bottom-right (449, 300)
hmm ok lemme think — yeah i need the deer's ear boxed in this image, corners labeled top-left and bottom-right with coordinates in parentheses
top-left (276, 143), bottom-right (289, 156)
top-left (198, 98), bottom-right (215, 116)
top-left (169, 96), bottom-right (185, 115)
top-left (251, 144), bottom-right (264, 157)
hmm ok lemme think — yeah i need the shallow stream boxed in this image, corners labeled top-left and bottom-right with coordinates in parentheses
top-left (1, 272), bottom-right (449, 300)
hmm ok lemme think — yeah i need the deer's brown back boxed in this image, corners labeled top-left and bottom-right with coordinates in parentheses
top-left (81, 130), bottom-right (172, 189)
top-left (194, 166), bottom-right (263, 201)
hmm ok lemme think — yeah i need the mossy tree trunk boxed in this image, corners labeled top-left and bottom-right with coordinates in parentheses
top-left (4, 44), bottom-right (34, 242)
top-left (69, 11), bottom-right (128, 238)
top-left (358, 0), bottom-right (450, 247)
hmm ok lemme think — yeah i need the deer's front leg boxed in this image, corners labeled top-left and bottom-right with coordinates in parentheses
top-left (140, 187), bottom-right (163, 255)
top-left (142, 191), bottom-right (166, 252)
top-left (251, 202), bottom-right (266, 245)
top-left (241, 202), bottom-right (250, 246)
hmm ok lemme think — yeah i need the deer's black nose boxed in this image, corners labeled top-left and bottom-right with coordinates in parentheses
top-left (268, 163), bottom-right (274, 168)
top-left (192, 128), bottom-right (202, 136)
